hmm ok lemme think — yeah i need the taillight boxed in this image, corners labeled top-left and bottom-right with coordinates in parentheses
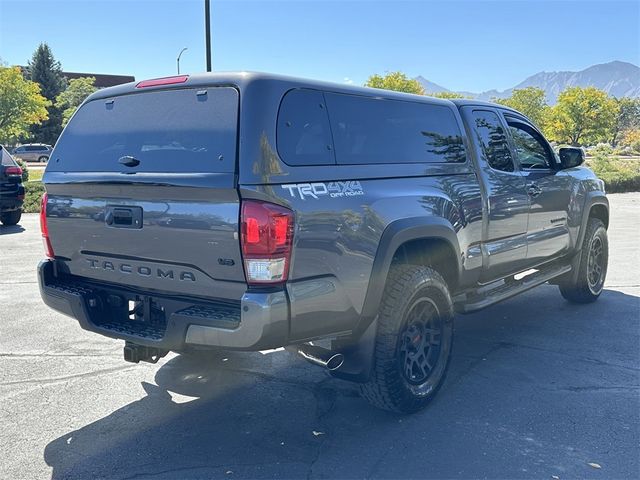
top-left (40, 193), bottom-right (54, 258)
top-left (136, 75), bottom-right (189, 88)
top-left (240, 200), bottom-right (294, 285)
top-left (5, 166), bottom-right (22, 176)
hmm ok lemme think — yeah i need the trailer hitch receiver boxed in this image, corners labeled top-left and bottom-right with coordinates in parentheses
top-left (123, 341), bottom-right (168, 364)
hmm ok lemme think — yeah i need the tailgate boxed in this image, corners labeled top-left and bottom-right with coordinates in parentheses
top-left (43, 86), bottom-right (246, 300)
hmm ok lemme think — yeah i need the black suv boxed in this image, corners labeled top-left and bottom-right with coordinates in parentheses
top-left (38, 73), bottom-right (608, 412)
top-left (0, 146), bottom-right (24, 226)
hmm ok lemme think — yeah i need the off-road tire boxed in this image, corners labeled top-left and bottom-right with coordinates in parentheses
top-left (559, 218), bottom-right (608, 303)
top-left (360, 265), bottom-right (454, 413)
top-left (0, 209), bottom-right (22, 226)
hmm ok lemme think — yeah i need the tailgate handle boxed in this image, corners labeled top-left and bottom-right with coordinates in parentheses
top-left (105, 206), bottom-right (143, 229)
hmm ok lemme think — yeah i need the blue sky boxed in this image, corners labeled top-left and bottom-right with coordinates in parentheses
top-left (1, 0), bottom-right (638, 92)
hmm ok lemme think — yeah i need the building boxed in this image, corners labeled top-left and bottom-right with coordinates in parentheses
top-left (19, 67), bottom-right (135, 88)
top-left (62, 71), bottom-right (135, 88)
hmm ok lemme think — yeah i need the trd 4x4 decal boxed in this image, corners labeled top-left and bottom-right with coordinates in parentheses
top-left (281, 181), bottom-right (364, 200)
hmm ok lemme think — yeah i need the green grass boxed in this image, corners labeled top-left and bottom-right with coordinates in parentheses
top-left (28, 169), bottom-right (44, 182)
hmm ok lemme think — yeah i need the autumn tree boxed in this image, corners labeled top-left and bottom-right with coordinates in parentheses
top-left (365, 71), bottom-right (425, 95)
top-left (620, 128), bottom-right (640, 152)
top-left (544, 86), bottom-right (617, 146)
top-left (494, 87), bottom-right (548, 128)
top-left (26, 43), bottom-right (66, 144)
top-left (610, 97), bottom-right (640, 146)
top-left (56, 76), bottom-right (97, 126)
top-left (0, 66), bottom-right (50, 144)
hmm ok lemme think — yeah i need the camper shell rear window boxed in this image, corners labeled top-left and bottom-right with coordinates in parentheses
top-left (48, 87), bottom-right (239, 173)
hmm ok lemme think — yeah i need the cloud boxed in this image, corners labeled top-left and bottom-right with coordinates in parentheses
top-left (343, 77), bottom-right (354, 85)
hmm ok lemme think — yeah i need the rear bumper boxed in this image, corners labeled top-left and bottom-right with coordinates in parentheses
top-left (0, 185), bottom-right (24, 211)
top-left (38, 259), bottom-right (289, 351)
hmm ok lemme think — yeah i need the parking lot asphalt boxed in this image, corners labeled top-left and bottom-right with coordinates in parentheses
top-left (1, 193), bottom-right (638, 480)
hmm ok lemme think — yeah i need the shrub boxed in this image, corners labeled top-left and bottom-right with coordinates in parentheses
top-left (14, 158), bottom-right (29, 182)
top-left (22, 181), bottom-right (44, 213)
top-left (588, 157), bottom-right (640, 193)
top-left (591, 143), bottom-right (613, 157)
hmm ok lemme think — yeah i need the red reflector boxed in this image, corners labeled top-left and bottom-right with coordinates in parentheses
top-left (274, 216), bottom-right (288, 246)
top-left (5, 166), bottom-right (22, 176)
top-left (40, 192), bottom-right (54, 258)
top-left (136, 75), bottom-right (189, 88)
top-left (246, 217), bottom-right (260, 244)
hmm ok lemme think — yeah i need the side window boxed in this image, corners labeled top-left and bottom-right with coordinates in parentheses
top-left (470, 110), bottom-right (515, 172)
top-left (324, 93), bottom-right (466, 165)
top-left (277, 89), bottom-right (335, 166)
top-left (505, 118), bottom-right (553, 169)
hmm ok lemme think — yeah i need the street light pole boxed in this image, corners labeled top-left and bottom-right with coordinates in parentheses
top-left (177, 47), bottom-right (188, 74)
top-left (205, 0), bottom-right (212, 71)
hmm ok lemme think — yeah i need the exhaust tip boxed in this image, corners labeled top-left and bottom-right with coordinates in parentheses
top-left (325, 353), bottom-right (344, 371)
top-left (295, 344), bottom-right (344, 371)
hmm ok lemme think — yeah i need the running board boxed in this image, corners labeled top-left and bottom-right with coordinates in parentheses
top-left (454, 264), bottom-right (571, 313)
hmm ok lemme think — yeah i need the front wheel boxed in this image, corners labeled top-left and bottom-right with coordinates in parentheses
top-left (360, 265), bottom-right (454, 413)
top-left (0, 209), bottom-right (22, 226)
top-left (39, 156), bottom-right (49, 163)
top-left (559, 218), bottom-right (608, 303)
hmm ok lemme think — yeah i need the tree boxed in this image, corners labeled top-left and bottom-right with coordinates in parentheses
top-left (544, 86), bottom-right (617, 146)
top-left (0, 66), bottom-right (50, 144)
top-left (494, 87), bottom-right (548, 128)
top-left (365, 71), bottom-right (425, 95)
top-left (26, 43), bottom-right (66, 144)
top-left (56, 76), bottom-right (97, 126)
top-left (620, 128), bottom-right (640, 152)
top-left (428, 91), bottom-right (465, 99)
top-left (610, 97), bottom-right (640, 146)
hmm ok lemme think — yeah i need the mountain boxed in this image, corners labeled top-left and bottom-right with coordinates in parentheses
top-left (416, 61), bottom-right (640, 104)
top-left (414, 76), bottom-right (449, 94)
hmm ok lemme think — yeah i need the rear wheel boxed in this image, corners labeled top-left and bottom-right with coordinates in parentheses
top-left (0, 209), bottom-right (22, 226)
top-left (360, 265), bottom-right (454, 413)
top-left (559, 218), bottom-right (608, 303)
top-left (38, 156), bottom-right (49, 163)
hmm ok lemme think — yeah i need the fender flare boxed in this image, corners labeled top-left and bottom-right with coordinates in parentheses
top-left (359, 216), bottom-right (462, 326)
top-left (560, 192), bottom-right (609, 286)
top-left (332, 217), bottom-right (461, 383)
top-left (576, 192), bottom-right (609, 250)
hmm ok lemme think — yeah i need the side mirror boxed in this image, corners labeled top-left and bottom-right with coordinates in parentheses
top-left (558, 147), bottom-right (584, 169)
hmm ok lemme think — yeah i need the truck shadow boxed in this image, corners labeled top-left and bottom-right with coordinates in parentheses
top-left (43, 286), bottom-right (639, 479)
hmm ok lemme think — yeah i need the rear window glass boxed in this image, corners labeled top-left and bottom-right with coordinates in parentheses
top-left (325, 93), bottom-right (466, 165)
top-left (48, 87), bottom-right (238, 173)
top-left (1, 147), bottom-right (17, 166)
top-left (470, 110), bottom-right (515, 172)
top-left (277, 89), bottom-right (335, 166)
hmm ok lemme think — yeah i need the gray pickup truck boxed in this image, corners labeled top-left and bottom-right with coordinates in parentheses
top-left (38, 73), bottom-right (609, 412)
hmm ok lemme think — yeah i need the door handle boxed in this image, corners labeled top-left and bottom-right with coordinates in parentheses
top-left (118, 155), bottom-right (140, 167)
top-left (526, 183), bottom-right (542, 197)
